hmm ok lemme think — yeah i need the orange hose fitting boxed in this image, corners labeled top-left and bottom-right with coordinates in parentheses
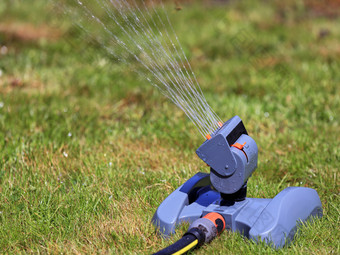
top-left (203, 212), bottom-right (226, 234)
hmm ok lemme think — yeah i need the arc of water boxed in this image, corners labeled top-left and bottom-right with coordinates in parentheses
top-left (62, 0), bottom-right (223, 137)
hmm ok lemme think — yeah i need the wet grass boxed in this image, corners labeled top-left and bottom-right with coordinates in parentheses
top-left (0, 0), bottom-right (339, 254)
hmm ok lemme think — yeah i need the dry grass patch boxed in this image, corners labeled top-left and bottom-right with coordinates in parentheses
top-left (0, 22), bottom-right (62, 43)
top-left (110, 137), bottom-right (200, 171)
top-left (0, 74), bottom-right (45, 94)
top-left (50, 196), bottom-right (163, 254)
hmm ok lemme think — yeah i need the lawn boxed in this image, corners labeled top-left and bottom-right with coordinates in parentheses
top-left (0, 0), bottom-right (339, 254)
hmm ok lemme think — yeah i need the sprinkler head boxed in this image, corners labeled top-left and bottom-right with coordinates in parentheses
top-left (196, 116), bottom-right (258, 195)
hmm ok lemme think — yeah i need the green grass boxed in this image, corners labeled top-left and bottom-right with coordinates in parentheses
top-left (0, 0), bottom-right (339, 254)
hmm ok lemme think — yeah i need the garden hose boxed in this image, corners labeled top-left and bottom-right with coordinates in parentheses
top-left (153, 212), bottom-right (225, 255)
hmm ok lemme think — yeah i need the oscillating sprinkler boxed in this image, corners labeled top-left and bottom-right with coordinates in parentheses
top-left (152, 116), bottom-right (322, 253)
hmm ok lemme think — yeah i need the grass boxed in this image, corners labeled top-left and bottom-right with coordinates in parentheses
top-left (0, 0), bottom-right (339, 254)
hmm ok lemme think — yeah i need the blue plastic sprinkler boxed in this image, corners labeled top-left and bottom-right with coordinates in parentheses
top-left (152, 116), bottom-right (322, 254)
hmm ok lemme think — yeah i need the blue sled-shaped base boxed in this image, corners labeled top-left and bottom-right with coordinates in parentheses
top-left (152, 172), bottom-right (322, 248)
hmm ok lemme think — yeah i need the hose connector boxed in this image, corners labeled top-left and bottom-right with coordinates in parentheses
top-left (153, 213), bottom-right (225, 255)
top-left (185, 212), bottom-right (225, 244)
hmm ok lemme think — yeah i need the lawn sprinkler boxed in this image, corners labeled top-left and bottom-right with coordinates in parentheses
top-left (152, 116), bottom-right (322, 254)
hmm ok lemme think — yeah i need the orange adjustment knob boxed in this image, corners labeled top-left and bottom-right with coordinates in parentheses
top-left (231, 142), bottom-right (246, 150)
top-left (206, 134), bottom-right (212, 140)
top-left (231, 142), bottom-right (248, 161)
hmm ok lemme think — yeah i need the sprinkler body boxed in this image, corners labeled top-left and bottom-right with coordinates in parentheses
top-left (196, 116), bottom-right (257, 196)
top-left (152, 116), bottom-right (322, 248)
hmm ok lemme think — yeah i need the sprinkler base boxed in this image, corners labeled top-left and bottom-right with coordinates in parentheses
top-left (152, 172), bottom-right (322, 248)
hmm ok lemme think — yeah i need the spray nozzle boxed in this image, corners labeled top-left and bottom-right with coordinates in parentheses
top-left (196, 116), bottom-right (258, 195)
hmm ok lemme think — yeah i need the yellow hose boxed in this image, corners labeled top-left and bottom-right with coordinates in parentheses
top-left (172, 239), bottom-right (198, 255)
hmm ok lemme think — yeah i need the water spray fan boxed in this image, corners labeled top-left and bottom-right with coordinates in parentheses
top-left (152, 116), bottom-right (322, 253)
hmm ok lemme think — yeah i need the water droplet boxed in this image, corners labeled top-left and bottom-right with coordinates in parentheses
top-left (0, 46), bottom-right (8, 55)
